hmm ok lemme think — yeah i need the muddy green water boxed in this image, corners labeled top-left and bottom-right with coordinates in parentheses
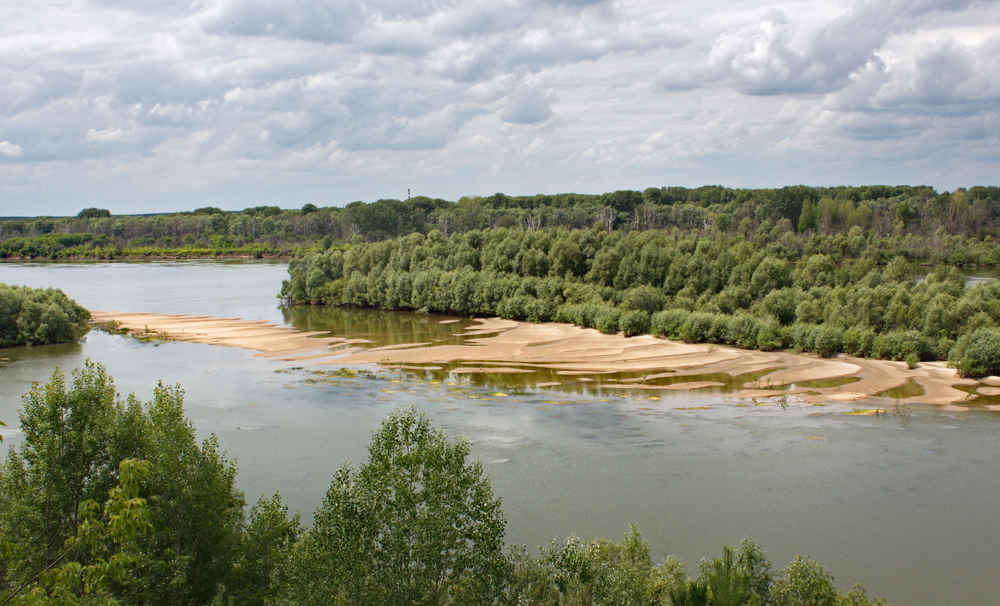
top-left (2, 261), bottom-right (999, 606)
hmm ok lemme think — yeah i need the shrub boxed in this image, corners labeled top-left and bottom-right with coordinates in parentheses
top-left (596, 306), bottom-right (622, 334)
top-left (813, 325), bottom-right (843, 357)
top-left (553, 303), bottom-right (577, 324)
top-left (950, 328), bottom-right (1000, 377)
top-left (619, 310), bottom-right (651, 337)
top-left (711, 314), bottom-right (731, 344)
top-left (0, 284), bottom-right (91, 348)
top-left (620, 285), bottom-right (668, 315)
top-left (497, 295), bottom-right (531, 321)
top-left (524, 298), bottom-right (554, 323)
top-left (651, 309), bottom-right (690, 338)
top-left (871, 330), bottom-right (931, 361)
top-left (756, 317), bottom-right (784, 351)
top-left (771, 556), bottom-right (841, 606)
top-left (727, 314), bottom-right (759, 349)
top-left (934, 337), bottom-right (955, 360)
top-left (761, 288), bottom-right (798, 325)
top-left (679, 312), bottom-right (718, 343)
top-left (574, 303), bottom-right (602, 329)
top-left (841, 327), bottom-right (875, 357)
top-left (790, 323), bottom-right (818, 352)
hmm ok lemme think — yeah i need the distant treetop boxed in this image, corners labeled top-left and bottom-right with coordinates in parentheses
top-left (193, 206), bottom-right (225, 215)
top-left (77, 207), bottom-right (111, 219)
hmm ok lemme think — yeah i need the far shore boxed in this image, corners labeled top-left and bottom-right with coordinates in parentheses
top-left (89, 311), bottom-right (995, 407)
top-left (2, 253), bottom-right (291, 262)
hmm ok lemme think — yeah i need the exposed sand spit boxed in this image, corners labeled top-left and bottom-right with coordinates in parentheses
top-left (90, 311), bottom-right (985, 406)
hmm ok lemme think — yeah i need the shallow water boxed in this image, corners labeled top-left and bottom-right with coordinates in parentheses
top-left (2, 261), bottom-right (999, 606)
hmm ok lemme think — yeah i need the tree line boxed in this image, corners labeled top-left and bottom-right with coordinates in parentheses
top-left (1, 363), bottom-right (888, 605)
top-left (281, 225), bottom-right (1000, 377)
top-left (0, 285), bottom-right (91, 348)
top-left (2, 185), bottom-right (999, 260)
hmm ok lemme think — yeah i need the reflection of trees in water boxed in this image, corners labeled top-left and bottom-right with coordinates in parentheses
top-left (281, 305), bottom-right (471, 346)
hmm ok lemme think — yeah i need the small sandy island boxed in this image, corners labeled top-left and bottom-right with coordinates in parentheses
top-left (90, 311), bottom-right (986, 406)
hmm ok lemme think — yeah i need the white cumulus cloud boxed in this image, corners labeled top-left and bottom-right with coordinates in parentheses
top-left (0, 141), bottom-right (24, 157)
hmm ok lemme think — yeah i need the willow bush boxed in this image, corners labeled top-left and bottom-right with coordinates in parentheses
top-left (0, 284), bottom-right (91, 347)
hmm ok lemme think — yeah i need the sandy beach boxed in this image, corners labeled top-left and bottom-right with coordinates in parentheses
top-left (89, 311), bottom-right (986, 406)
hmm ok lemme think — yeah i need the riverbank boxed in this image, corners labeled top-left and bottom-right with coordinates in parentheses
top-left (89, 311), bottom-right (994, 407)
top-left (2, 252), bottom-right (292, 261)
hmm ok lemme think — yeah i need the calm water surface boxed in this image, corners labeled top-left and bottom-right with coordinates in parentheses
top-left (2, 261), bottom-right (999, 606)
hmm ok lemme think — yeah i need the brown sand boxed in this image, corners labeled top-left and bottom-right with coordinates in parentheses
top-left (90, 311), bottom-right (985, 406)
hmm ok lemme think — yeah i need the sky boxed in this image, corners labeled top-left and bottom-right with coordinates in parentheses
top-left (1, 0), bottom-right (999, 216)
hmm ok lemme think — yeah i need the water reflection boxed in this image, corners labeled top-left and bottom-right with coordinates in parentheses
top-left (281, 305), bottom-right (478, 347)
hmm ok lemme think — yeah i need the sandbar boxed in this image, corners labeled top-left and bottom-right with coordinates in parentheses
top-left (90, 311), bottom-right (985, 406)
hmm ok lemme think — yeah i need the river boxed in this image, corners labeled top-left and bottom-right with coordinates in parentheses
top-left (1, 260), bottom-right (998, 606)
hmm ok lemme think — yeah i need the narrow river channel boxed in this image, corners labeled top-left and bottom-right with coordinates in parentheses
top-left (2, 260), bottom-right (998, 606)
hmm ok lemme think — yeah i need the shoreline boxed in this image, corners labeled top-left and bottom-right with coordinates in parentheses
top-left (2, 253), bottom-right (292, 262)
top-left (88, 311), bottom-right (992, 407)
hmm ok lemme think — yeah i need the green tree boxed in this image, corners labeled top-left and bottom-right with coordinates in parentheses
top-left (949, 328), bottom-right (1000, 377)
top-left (698, 546), bottom-right (758, 606)
top-left (770, 556), bottom-right (840, 606)
top-left (124, 382), bottom-right (244, 606)
top-left (0, 362), bottom-right (128, 586)
top-left (1, 459), bottom-right (151, 606)
top-left (0, 285), bottom-right (91, 348)
top-left (231, 493), bottom-right (302, 606)
top-left (279, 407), bottom-right (507, 606)
top-left (0, 363), bottom-right (245, 606)
top-left (735, 538), bottom-right (774, 606)
top-left (76, 208), bottom-right (111, 219)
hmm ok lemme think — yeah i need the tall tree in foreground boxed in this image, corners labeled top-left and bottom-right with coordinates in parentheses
top-left (0, 362), bottom-right (245, 606)
top-left (278, 407), bottom-right (508, 606)
top-left (0, 459), bottom-right (151, 606)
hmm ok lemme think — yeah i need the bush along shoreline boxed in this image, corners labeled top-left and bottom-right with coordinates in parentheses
top-left (281, 227), bottom-right (1000, 377)
top-left (0, 284), bottom-right (91, 348)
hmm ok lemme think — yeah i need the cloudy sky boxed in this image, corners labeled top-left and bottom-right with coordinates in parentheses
top-left (2, 0), bottom-right (998, 215)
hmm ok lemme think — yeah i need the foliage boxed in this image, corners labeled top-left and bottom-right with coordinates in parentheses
top-left (4, 184), bottom-right (1000, 261)
top-left (76, 208), bottom-right (111, 220)
top-left (0, 285), bottom-right (90, 348)
top-left (770, 556), bottom-right (841, 606)
top-left (280, 221), bottom-right (1000, 367)
top-left (230, 493), bottom-right (302, 606)
top-left (508, 526), bottom-right (686, 606)
top-left (278, 407), bottom-right (507, 606)
top-left (700, 546), bottom-right (757, 606)
top-left (949, 328), bottom-right (1000, 377)
top-left (1, 369), bottom-right (894, 606)
top-left (0, 459), bottom-right (151, 606)
top-left (0, 362), bottom-right (245, 606)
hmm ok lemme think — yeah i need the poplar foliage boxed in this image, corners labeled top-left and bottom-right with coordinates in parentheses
top-left (278, 407), bottom-right (507, 606)
top-left (0, 362), bottom-right (245, 606)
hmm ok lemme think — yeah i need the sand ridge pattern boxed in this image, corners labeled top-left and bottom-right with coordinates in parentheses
top-left (90, 311), bottom-right (985, 406)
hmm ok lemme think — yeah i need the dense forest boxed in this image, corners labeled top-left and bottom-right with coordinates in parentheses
top-left (0, 285), bottom-right (91, 347)
top-left (2, 185), bottom-right (999, 260)
top-left (1, 363), bottom-right (889, 606)
top-left (281, 223), bottom-right (1000, 377)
